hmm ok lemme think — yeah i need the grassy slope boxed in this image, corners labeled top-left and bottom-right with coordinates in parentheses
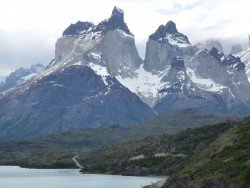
top-left (80, 122), bottom-right (234, 176)
top-left (0, 109), bottom-right (233, 168)
top-left (165, 118), bottom-right (250, 187)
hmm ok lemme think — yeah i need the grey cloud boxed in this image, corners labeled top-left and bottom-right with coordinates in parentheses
top-left (0, 30), bottom-right (55, 75)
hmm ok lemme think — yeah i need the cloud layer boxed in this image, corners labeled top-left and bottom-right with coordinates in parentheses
top-left (0, 0), bottom-right (249, 75)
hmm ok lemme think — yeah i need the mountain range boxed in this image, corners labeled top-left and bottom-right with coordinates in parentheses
top-left (0, 6), bottom-right (250, 141)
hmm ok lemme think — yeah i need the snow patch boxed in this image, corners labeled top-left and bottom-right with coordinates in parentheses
top-left (187, 68), bottom-right (226, 92)
top-left (116, 65), bottom-right (169, 106)
top-left (88, 63), bottom-right (110, 85)
top-left (89, 52), bottom-right (102, 61)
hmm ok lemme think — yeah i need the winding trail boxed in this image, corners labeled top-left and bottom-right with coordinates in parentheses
top-left (72, 155), bottom-right (84, 169)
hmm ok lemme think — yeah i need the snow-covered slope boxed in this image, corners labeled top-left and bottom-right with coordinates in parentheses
top-left (116, 65), bottom-right (169, 106)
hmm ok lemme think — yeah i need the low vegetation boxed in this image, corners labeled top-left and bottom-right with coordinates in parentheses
top-left (80, 122), bottom-right (234, 176)
top-left (164, 117), bottom-right (250, 187)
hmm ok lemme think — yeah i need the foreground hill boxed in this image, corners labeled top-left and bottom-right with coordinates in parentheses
top-left (0, 109), bottom-right (233, 168)
top-left (164, 117), bottom-right (250, 187)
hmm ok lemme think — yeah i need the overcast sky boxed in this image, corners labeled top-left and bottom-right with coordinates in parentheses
top-left (0, 0), bottom-right (249, 75)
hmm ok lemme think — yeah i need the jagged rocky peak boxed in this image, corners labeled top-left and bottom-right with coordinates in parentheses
top-left (165, 21), bottom-right (178, 34)
top-left (93, 6), bottom-right (132, 35)
top-left (209, 47), bottom-right (245, 71)
top-left (63, 21), bottom-right (95, 37)
top-left (209, 47), bottom-right (223, 61)
top-left (171, 56), bottom-right (185, 70)
top-left (149, 20), bottom-right (189, 44)
top-left (144, 21), bottom-right (194, 72)
top-left (231, 44), bottom-right (243, 54)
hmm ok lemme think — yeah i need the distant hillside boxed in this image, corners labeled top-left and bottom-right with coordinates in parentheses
top-left (0, 109), bottom-right (234, 168)
top-left (164, 117), bottom-right (250, 187)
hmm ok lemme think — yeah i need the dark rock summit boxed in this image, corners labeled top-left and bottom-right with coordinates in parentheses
top-left (63, 21), bottom-right (95, 36)
top-left (208, 47), bottom-right (224, 61)
top-left (209, 47), bottom-right (245, 71)
top-left (171, 56), bottom-right (185, 70)
top-left (94, 6), bottom-right (132, 35)
top-left (149, 21), bottom-right (189, 44)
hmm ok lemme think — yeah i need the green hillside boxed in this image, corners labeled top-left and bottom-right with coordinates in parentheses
top-left (80, 122), bottom-right (234, 176)
top-left (164, 117), bottom-right (250, 187)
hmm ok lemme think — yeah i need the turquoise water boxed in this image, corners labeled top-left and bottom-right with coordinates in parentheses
top-left (0, 166), bottom-right (163, 188)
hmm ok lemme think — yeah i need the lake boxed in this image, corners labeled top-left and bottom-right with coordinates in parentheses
top-left (0, 166), bottom-right (164, 188)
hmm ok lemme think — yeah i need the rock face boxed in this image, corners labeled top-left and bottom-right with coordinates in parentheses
top-left (0, 7), bottom-right (154, 141)
top-left (231, 44), bottom-right (243, 54)
top-left (154, 57), bottom-right (227, 115)
top-left (55, 6), bottom-right (142, 78)
top-left (0, 64), bottom-right (44, 93)
top-left (195, 39), bottom-right (224, 53)
top-left (236, 48), bottom-right (250, 81)
top-left (189, 47), bottom-right (250, 115)
top-left (144, 21), bottom-right (196, 72)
